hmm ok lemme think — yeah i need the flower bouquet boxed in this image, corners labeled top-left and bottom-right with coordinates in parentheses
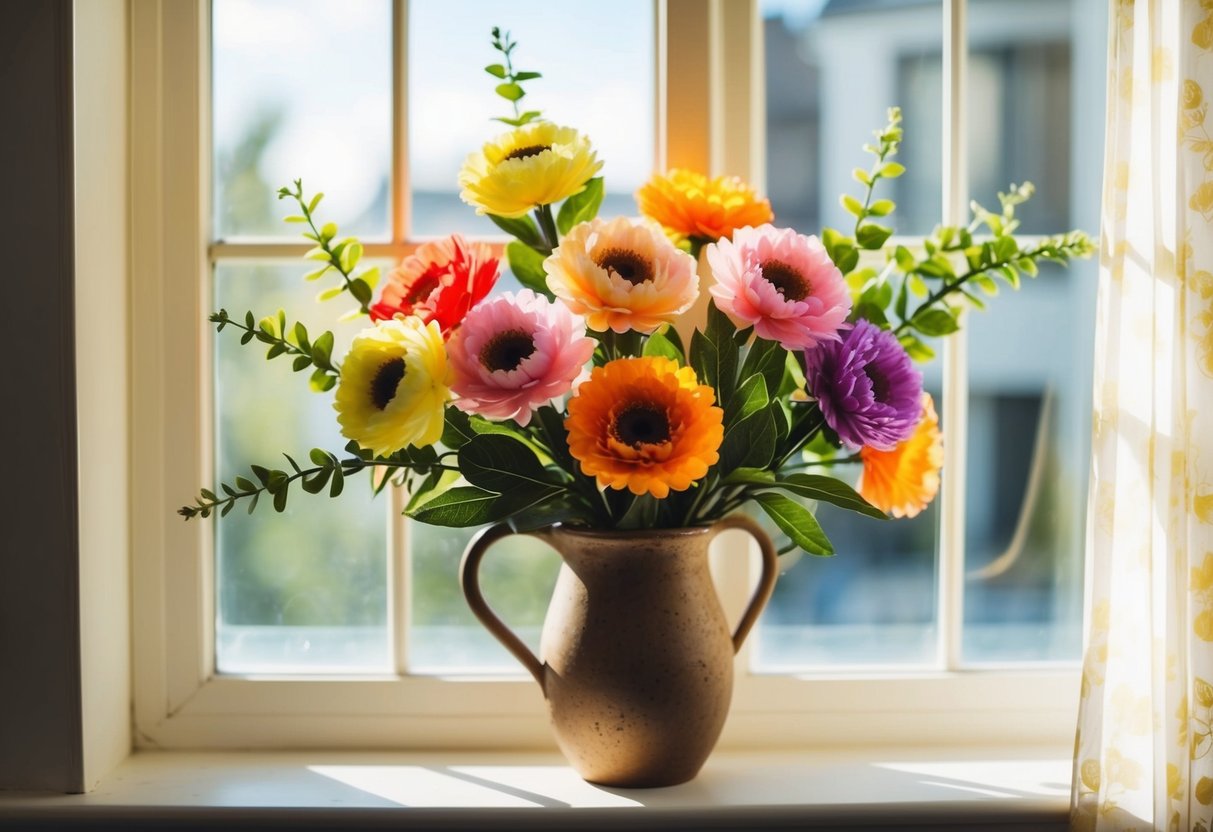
top-left (181, 29), bottom-right (1092, 785)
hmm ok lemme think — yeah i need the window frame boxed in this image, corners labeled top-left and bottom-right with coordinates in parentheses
top-left (130, 0), bottom-right (1083, 752)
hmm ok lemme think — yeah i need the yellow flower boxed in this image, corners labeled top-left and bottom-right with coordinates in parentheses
top-left (856, 393), bottom-right (943, 518)
top-left (1190, 181), bottom-right (1213, 217)
top-left (636, 169), bottom-right (773, 244)
top-left (1184, 79), bottom-right (1204, 110)
top-left (334, 317), bottom-right (450, 457)
top-left (565, 357), bottom-right (723, 498)
top-left (544, 216), bottom-right (699, 333)
top-left (458, 122), bottom-right (602, 218)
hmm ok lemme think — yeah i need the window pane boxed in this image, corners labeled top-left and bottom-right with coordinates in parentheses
top-left (214, 263), bottom-right (392, 674)
top-left (408, 523), bottom-right (561, 673)
top-left (763, 0), bottom-right (942, 236)
top-left (961, 0), bottom-right (1106, 663)
top-left (752, 385), bottom-right (942, 671)
top-left (756, 0), bottom-right (944, 670)
top-left (212, 0), bottom-right (391, 240)
top-left (407, 0), bottom-right (655, 237)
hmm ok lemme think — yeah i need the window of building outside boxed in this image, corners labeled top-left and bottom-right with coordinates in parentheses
top-left (209, 0), bottom-right (1104, 683)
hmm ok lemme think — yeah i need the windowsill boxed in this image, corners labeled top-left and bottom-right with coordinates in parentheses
top-left (0, 747), bottom-right (1072, 830)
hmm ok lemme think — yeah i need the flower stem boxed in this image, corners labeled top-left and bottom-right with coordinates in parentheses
top-left (534, 204), bottom-right (560, 251)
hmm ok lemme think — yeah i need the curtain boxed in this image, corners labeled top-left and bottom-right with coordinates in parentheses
top-left (1072, 0), bottom-right (1213, 829)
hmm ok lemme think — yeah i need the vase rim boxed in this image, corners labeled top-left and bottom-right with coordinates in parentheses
top-left (549, 522), bottom-right (714, 539)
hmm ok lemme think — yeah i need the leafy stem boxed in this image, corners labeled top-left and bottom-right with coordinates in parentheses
top-left (180, 443), bottom-right (453, 520)
top-left (277, 179), bottom-right (376, 314)
top-left (487, 27), bottom-right (542, 127)
top-left (210, 307), bottom-right (340, 393)
top-left (892, 233), bottom-right (1093, 337)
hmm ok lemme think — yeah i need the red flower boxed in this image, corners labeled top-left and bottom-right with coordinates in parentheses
top-left (369, 235), bottom-right (500, 333)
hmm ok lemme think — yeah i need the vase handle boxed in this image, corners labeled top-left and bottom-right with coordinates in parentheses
top-left (459, 522), bottom-right (546, 690)
top-left (712, 514), bottom-right (780, 654)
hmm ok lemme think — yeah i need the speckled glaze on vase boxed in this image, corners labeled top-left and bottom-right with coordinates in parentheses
top-left (460, 515), bottom-right (778, 788)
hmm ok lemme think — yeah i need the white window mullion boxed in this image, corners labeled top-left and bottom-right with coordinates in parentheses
top-left (389, 0), bottom-right (411, 679)
top-left (938, 0), bottom-right (969, 672)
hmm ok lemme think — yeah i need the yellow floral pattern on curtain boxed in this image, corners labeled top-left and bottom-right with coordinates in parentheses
top-left (1072, 0), bottom-right (1213, 829)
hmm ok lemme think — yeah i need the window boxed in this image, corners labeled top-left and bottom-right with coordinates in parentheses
top-left (131, 0), bottom-right (1102, 750)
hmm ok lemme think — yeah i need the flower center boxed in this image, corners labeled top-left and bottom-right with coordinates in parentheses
top-left (403, 270), bottom-right (443, 305)
top-left (760, 260), bottom-right (810, 301)
top-left (612, 402), bottom-right (671, 447)
top-left (370, 357), bottom-right (406, 410)
top-left (480, 328), bottom-right (536, 372)
top-left (595, 248), bottom-right (653, 285)
top-left (864, 364), bottom-right (890, 403)
top-left (503, 144), bottom-right (551, 162)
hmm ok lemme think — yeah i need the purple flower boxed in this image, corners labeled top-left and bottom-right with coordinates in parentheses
top-left (804, 320), bottom-right (923, 451)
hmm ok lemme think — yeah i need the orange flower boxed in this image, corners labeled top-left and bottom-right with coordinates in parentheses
top-left (636, 169), bottom-right (773, 244)
top-left (566, 357), bottom-right (723, 498)
top-left (856, 393), bottom-right (943, 518)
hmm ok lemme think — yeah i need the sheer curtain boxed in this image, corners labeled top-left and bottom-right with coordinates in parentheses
top-left (1071, 0), bottom-right (1213, 828)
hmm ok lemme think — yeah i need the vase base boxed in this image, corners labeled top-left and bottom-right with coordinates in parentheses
top-left (579, 765), bottom-right (704, 790)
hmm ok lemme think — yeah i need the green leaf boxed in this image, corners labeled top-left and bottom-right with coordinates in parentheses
top-left (493, 484), bottom-right (566, 524)
top-left (911, 308), bottom-right (960, 337)
top-left (753, 492), bottom-right (834, 556)
top-left (856, 223), bottom-right (893, 250)
top-left (838, 246), bottom-right (860, 274)
top-left (459, 433), bottom-right (557, 494)
top-left (487, 213), bottom-right (545, 248)
top-left (506, 240), bottom-right (553, 298)
top-left (902, 334), bottom-right (936, 363)
top-left (409, 486), bottom-right (501, 527)
top-left (722, 467), bottom-right (777, 486)
top-left (867, 200), bottom-right (895, 217)
top-left (495, 82), bottom-right (524, 101)
top-left (312, 330), bottom-right (334, 364)
top-left (917, 254), bottom-right (956, 279)
top-left (643, 328), bottom-right (684, 362)
top-left (349, 278), bottom-right (373, 306)
top-left (441, 408), bottom-right (475, 449)
top-left (485, 63), bottom-right (507, 78)
top-left (534, 405), bottom-right (574, 470)
top-left (852, 301), bottom-right (889, 328)
top-left (691, 301), bottom-right (740, 409)
top-left (739, 337), bottom-right (787, 402)
top-left (767, 474), bottom-right (887, 520)
top-left (719, 404), bottom-right (776, 473)
top-left (841, 194), bottom-right (865, 217)
top-left (726, 374), bottom-right (769, 425)
top-left (556, 178), bottom-right (604, 234)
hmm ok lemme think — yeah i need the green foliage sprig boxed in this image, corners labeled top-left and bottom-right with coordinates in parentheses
top-left (211, 308), bottom-right (340, 393)
top-left (486, 26), bottom-right (542, 127)
top-left (820, 108), bottom-right (1096, 364)
top-left (278, 179), bottom-right (379, 315)
top-left (180, 441), bottom-right (453, 520)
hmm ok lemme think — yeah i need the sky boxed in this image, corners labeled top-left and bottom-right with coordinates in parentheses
top-left (212, 0), bottom-right (655, 234)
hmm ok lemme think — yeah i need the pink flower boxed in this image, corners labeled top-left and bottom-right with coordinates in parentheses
top-left (447, 290), bottom-right (596, 426)
top-left (706, 224), bottom-right (851, 351)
